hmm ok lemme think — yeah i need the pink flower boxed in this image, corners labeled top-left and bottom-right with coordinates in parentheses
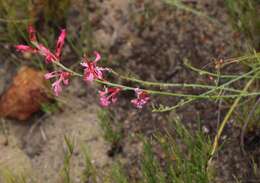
top-left (15, 26), bottom-right (66, 64)
top-left (131, 88), bottom-right (150, 108)
top-left (98, 87), bottom-right (121, 107)
top-left (45, 71), bottom-right (71, 96)
top-left (81, 51), bottom-right (109, 82)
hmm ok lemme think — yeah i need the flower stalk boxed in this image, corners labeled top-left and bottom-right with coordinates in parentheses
top-left (15, 25), bottom-right (260, 109)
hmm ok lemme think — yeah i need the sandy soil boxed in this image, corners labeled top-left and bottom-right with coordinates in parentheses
top-left (0, 79), bottom-right (111, 183)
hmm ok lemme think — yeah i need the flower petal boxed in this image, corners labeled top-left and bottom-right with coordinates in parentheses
top-left (55, 29), bottom-right (66, 58)
top-left (93, 51), bottom-right (101, 63)
top-left (100, 97), bottom-right (110, 107)
top-left (131, 88), bottom-right (150, 108)
top-left (60, 72), bottom-right (70, 85)
top-left (15, 45), bottom-right (37, 53)
top-left (131, 98), bottom-right (141, 108)
top-left (52, 80), bottom-right (62, 96)
top-left (37, 44), bottom-right (56, 63)
top-left (80, 62), bottom-right (89, 68)
top-left (98, 87), bottom-right (121, 107)
top-left (44, 71), bottom-right (59, 80)
top-left (84, 72), bottom-right (95, 82)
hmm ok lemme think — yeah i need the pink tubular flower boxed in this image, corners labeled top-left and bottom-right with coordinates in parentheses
top-left (44, 71), bottom-right (71, 96)
top-left (81, 51), bottom-right (109, 82)
top-left (15, 25), bottom-right (66, 64)
top-left (131, 88), bottom-right (150, 108)
top-left (98, 87), bottom-right (121, 107)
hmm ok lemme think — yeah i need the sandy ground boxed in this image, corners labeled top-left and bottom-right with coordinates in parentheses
top-left (0, 79), bottom-right (111, 183)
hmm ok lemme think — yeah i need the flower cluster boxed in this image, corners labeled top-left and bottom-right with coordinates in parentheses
top-left (16, 26), bottom-right (66, 64)
top-left (131, 88), bottom-right (150, 109)
top-left (44, 71), bottom-right (71, 96)
top-left (81, 51), bottom-right (109, 82)
top-left (16, 26), bottom-right (150, 108)
top-left (99, 87), bottom-right (122, 107)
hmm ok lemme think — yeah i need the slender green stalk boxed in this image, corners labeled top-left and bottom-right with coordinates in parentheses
top-left (207, 74), bottom-right (256, 168)
top-left (184, 61), bottom-right (260, 79)
top-left (54, 61), bottom-right (260, 99)
top-left (220, 50), bottom-right (260, 66)
top-left (153, 67), bottom-right (260, 112)
top-left (55, 61), bottom-right (82, 77)
top-left (110, 70), bottom-right (244, 93)
top-left (33, 41), bottom-right (260, 111)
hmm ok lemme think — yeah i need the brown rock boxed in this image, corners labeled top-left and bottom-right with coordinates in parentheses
top-left (0, 66), bottom-right (50, 120)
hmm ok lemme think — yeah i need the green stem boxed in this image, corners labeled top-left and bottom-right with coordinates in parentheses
top-left (55, 62), bottom-right (82, 77)
top-left (153, 67), bottom-right (259, 112)
top-left (32, 40), bottom-right (260, 97)
top-left (96, 80), bottom-right (260, 99)
top-left (54, 61), bottom-right (260, 99)
top-left (110, 70), bottom-right (245, 93)
top-left (207, 74), bottom-right (256, 168)
top-left (223, 52), bottom-right (260, 66)
top-left (184, 62), bottom-right (260, 79)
